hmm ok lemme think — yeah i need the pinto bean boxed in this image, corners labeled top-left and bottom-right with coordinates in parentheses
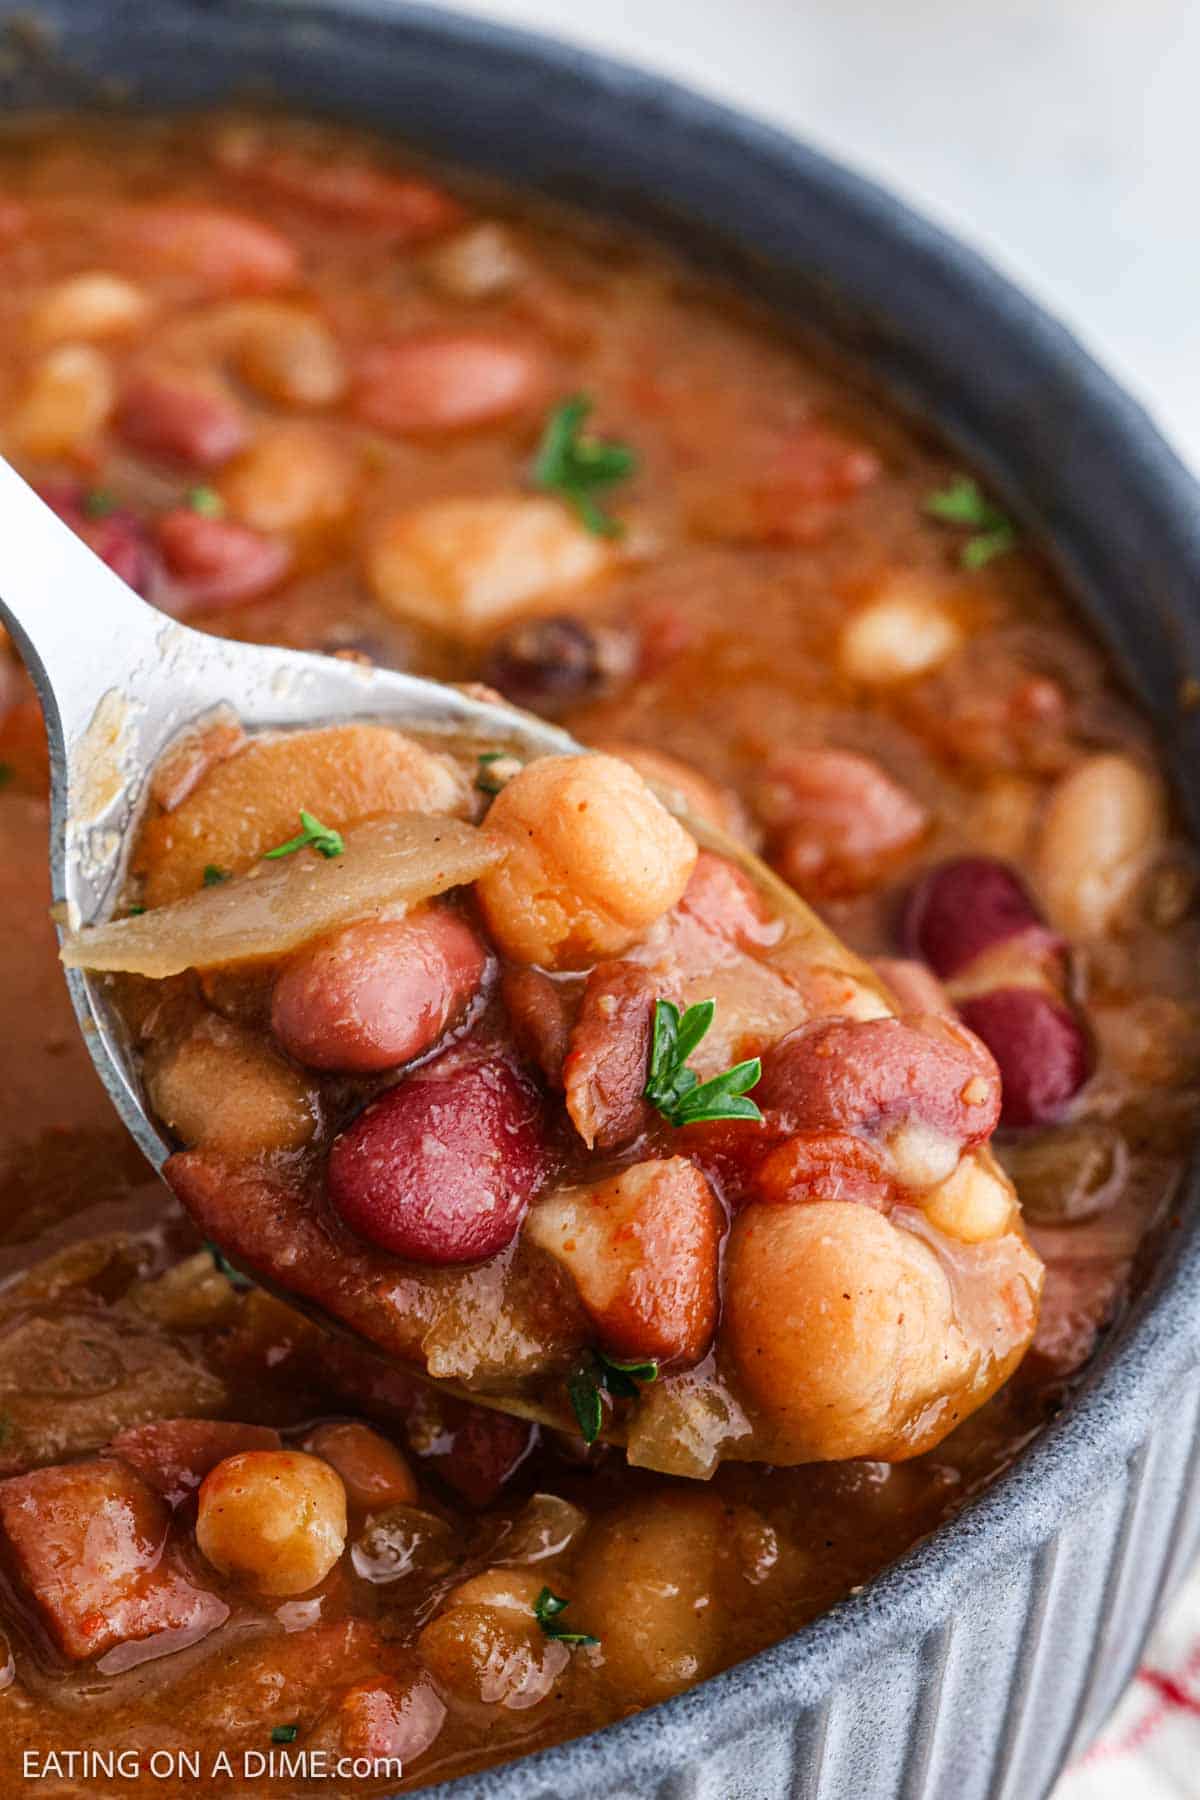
top-left (28, 271), bottom-right (151, 345)
top-left (271, 909), bottom-right (488, 1073)
top-left (957, 988), bottom-right (1092, 1127)
top-left (525, 1157), bottom-right (722, 1365)
top-left (353, 334), bottom-right (543, 435)
top-left (756, 1014), bottom-right (1001, 1156)
top-left (117, 370), bottom-right (247, 468)
top-left (306, 1422), bottom-right (418, 1513)
top-left (1036, 752), bottom-right (1167, 938)
top-left (477, 753), bottom-right (697, 968)
top-left (327, 1045), bottom-right (547, 1263)
top-left (8, 345), bottom-right (114, 459)
top-left (219, 423), bottom-right (355, 535)
top-left (197, 1450), bottom-right (346, 1595)
top-left (157, 509), bottom-right (292, 611)
top-left (122, 203), bottom-right (299, 294)
top-left (838, 573), bottom-right (963, 685)
top-left (561, 961), bottom-right (656, 1150)
top-left (756, 747), bottom-right (928, 898)
top-left (901, 856), bottom-right (1055, 979)
top-left (725, 1200), bottom-right (975, 1460)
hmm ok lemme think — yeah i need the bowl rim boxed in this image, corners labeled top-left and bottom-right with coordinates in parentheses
top-left (9, 4), bottom-right (1200, 1794)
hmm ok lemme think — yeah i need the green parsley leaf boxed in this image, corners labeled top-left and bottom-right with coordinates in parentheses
top-left (566, 1349), bottom-right (658, 1440)
top-left (644, 997), bottom-right (763, 1128)
top-left (82, 488), bottom-right (118, 519)
top-left (202, 863), bottom-right (230, 887)
top-left (270, 1724), bottom-right (298, 1745)
top-left (924, 475), bottom-right (1016, 569)
top-left (205, 1240), bottom-right (255, 1293)
top-left (263, 810), bottom-right (345, 861)
top-left (533, 1586), bottom-right (599, 1647)
top-left (187, 485), bottom-right (225, 519)
top-left (127, 904), bottom-right (146, 916)
top-left (532, 394), bottom-right (637, 538)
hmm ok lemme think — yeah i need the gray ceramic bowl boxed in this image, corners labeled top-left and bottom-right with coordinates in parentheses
top-left (4, 5), bottom-right (1200, 1796)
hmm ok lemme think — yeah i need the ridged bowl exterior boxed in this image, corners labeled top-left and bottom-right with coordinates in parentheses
top-left (3, 6), bottom-right (1200, 1797)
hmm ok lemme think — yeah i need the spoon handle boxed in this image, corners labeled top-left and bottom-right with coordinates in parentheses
top-left (0, 459), bottom-right (164, 750)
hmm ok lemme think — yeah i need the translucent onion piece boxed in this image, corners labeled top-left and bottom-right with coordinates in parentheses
top-left (61, 815), bottom-right (501, 977)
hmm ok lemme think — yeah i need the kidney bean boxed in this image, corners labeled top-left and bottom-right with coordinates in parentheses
top-left (957, 988), bottom-right (1092, 1127)
top-left (756, 1014), bottom-right (1001, 1150)
top-left (756, 748), bottom-right (928, 899)
top-left (500, 966), bottom-right (578, 1088)
top-left (482, 615), bottom-right (632, 715)
top-left (157, 509), bottom-right (291, 611)
top-left (562, 961), bottom-right (657, 1150)
top-left (353, 333), bottom-right (543, 435)
top-left (122, 203), bottom-right (299, 294)
top-left (327, 1046), bottom-right (547, 1263)
top-left (751, 1130), bottom-right (895, 1210)
top-left (117, 371), bottom-right (247, 468)
top-left (901, 856), bottom-right (1057, 979)
top-left (271, 909), bottom-right (488, 1073)
top-left (37, 482), bottom-right (159, 597)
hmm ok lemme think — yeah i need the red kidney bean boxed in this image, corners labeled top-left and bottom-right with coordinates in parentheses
top-left (756, 1014), bottom-right (1001, 1148)
top-left (327, 1046), bottom-right (547, 1263)
top-left (157, 509), bottom-right (291, 611)
top-left (353, 333), bottom-right (543, 435)
top-left (957, 988), bottom-right (1092, 1127)
top-left (757, 748), bottom-right (928, 899)
top-left (482, 616), bottom-right (632, 715)
top-left (37, 482), bottom-right (159, 597)
top-left (562, 961), bottom-right (657, 1150)
top-left (117, 372), bottom-right (247, 469)
top-left (901, 856), bottom-right (1060, 979)
top-left (122, 203), bottom-right (299, 294)
top-left (272, 910), bottom-right (488, 1073)
top-left (500, 966), bottom-right (578, 1088)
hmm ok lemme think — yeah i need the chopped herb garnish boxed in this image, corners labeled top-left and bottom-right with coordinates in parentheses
top-left (187, 485), bottom-right (225, 519)
top-left (82, 488), bottom-right (118, 519)
top-left (644, 997), bottom-right (763, 1128)
top-left (202, 863), bottom-right (230, 887)
top-left (532, 394), bottom-right (637, 538)
top-left (475, 750), bottom-right (521, 796)
top-left (263, 810), bottom-right (345, 861)
top-left (127, 904), bottom-right (146, 916)
top-left (270, 1724), bottom-right (298, 1745)
top-left (205, 1240), bottom-right (255, 1292)
top-left (533, 1586), bottom-right (599, 1647)
top-left (924, 475), bottom-right (1016, 569)
top-left (567, 1349), bottom-right (658, 1444)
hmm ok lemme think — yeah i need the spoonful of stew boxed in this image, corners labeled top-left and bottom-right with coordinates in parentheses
top-left (1, 459), bottom-right (1042, 1479)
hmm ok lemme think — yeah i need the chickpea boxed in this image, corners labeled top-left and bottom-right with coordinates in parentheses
top-left (921, 1152), bottom-right (1016, 1243)
top-left (476, 753), bottom-right (697, 968)
top-left (365, 495), bottom-right (615, 640)
top-left (424, 221), bottom-right (528, 301)
top-left (8, 345), bottom-right (114, 459)
top-left (723, 1200), bottom-right (973, 1462)
top-left (29, 271), bottom-right (150, 345)
top-left (570, 1492), bottom-right (729, 1705)
top-left (197, 1450), bottom-right (347, 1595)
top-left (418, 1566), bottom-right (570, 1709)
top-left (306, 1422), bottom-right (418, 1513)
top-left (147, 1014), bottom-right (317, 1156)
top-left (1036, 752), bottom-right (1166, 938)
top-left (838, 573), bottom-right (963, 685)
top-left (219, 423), bottom-right (355, 535)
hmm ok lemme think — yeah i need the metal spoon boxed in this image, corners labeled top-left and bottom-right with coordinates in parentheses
top-left (0, 460), bottom-right (577, 1176)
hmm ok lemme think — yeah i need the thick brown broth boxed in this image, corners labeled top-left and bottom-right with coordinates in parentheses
top-left (0, 112), bottom-right (1196, 1795)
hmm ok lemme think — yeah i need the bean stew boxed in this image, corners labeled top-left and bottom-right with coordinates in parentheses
top-left (0, 112), bottom-right (1196, 1796)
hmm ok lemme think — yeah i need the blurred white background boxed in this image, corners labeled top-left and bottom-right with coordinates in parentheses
top-left (436, 0), bottom-right (1200, 470)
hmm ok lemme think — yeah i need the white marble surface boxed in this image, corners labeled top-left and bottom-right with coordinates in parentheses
top-left (428, 0), bottom-right (1200, 472)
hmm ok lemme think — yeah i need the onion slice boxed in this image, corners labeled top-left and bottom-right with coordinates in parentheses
top-left (61, 815), bottom-right (502, 977)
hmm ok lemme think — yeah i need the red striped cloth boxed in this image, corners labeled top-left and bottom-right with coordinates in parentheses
top-left (1055, 1569), bottom-right (1200, 1798)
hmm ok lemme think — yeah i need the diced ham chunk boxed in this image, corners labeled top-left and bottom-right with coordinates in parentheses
top-left (157, 509), bottom-right (292, 611)
top-left (0, 1458), bottom-right (225, 1661)
top-left (110, 1419), bottom-right (282, 1505)
top-left (525, 1157), bottom-right (722, 1365)
top-left (120, 204), bottom-right (299, 294)
top-left (117, 371), bottom-right (247, 468)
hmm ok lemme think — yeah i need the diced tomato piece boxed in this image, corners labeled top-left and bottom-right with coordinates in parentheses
top-left (110, 1419), bottom-right (283, 1505)
top-left (121, 203), bottom-right (299, 294)
top-left (0, 1458), bottom-right (225, 1661)
top-left (353, 334), bottom-right (544, 435)
top-left (157, 509), bottom-right (292, 611)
